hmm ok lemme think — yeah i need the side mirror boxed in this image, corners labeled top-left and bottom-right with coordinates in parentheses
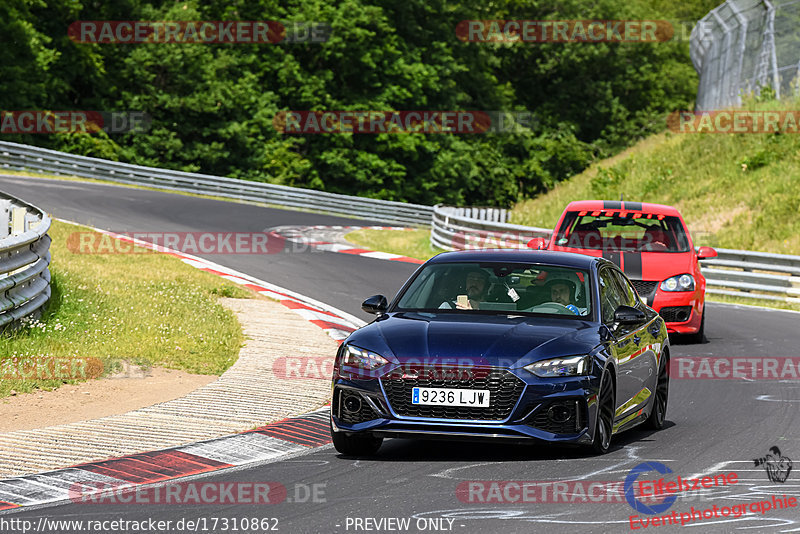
top-left (362, 295), bottom-right (388, 315)
top-left (613, 305), bottom-right (645, 325)
top-left (697, 246), bottom-right (718, 260)
top-left (527, 237), bottom-right (547, 250)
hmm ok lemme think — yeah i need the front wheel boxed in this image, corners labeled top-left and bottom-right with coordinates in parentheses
top-left (330, 420), bottom-right (383, 456)
top-left (644, 352), bottom-right (669, 430)
top-left (590, 370), bottom-right (615, 455)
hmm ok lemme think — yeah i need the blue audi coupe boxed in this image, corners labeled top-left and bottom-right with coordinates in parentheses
top-left (330, 250), bottom-right (669, 455)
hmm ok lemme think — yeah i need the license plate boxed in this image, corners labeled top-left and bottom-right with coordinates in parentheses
top-left (411, 387), bottom-right (490, 407)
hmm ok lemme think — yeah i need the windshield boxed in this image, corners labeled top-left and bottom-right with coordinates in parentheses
top-left (394, 262), bottom-right (592, 318)
top-left (554, 211), bottom-right (691, 252)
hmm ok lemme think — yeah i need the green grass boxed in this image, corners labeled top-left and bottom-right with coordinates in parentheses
top-left (511, 97), bottom-right (800, 255)
top-left (345, 228), bottom-right (444, 261)
top-left (0, 220), bottom-right (250, 398)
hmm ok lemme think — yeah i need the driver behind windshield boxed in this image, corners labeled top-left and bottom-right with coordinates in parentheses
top-left (545, 278), bottom-right (586, 315)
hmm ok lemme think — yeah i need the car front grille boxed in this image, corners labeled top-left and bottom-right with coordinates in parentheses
top-left (527, 400), bottom-right (585, 435)
top-left (380, 366), bottom-right (526, 421)
top-left (630, 279), bottom-right (658, 299)
top-left (660, 306), bottom-right (692, 323)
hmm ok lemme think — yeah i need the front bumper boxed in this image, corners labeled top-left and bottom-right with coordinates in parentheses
top-left (331, 369), bottom-right (600, 445)
top-left (651, 289), bottom-right (704, 334)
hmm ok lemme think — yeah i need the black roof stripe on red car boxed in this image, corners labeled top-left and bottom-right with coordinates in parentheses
top-left (623, 251), bottom-right (643, 279)
top-left (603, 201), bottom-right (622, 210)
top-left (603, 249), bottom-right (622, 268)
top-left (623, 201), bottom-right (643, 211)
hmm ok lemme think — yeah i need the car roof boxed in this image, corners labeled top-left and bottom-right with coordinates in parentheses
top-left (428, 249), bottom-right (602, 270)
top-left (564, 200), bottom-right (682, 217)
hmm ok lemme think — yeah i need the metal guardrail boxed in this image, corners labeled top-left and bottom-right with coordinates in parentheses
top-left (430, 204), bottom-right (550, 251)
top-left (0, 191), bottom-right (51, 327)
top-left (442, 206), bottom-right (510, 223)
top-left (1, 141), bottom-right (797, 304)
top-left (431, 205), bottom-right (800, 304)
top-left (702, 249), bottom-right (800, 302)
top-left (0, 141), bottom-right (433, 227)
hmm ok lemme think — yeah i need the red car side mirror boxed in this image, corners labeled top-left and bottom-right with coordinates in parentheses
top-left (527, 237), bottom-right (547, 250)
top-left (697, 246), bottom-right (717, 260)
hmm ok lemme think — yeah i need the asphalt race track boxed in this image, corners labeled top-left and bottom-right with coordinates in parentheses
top-left (0, 175), bottom-right (417, 321)
top-left (3, 175), bottom-right (800, 533)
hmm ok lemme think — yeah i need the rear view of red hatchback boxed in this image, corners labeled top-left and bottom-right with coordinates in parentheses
top-left (528, 201), bottom-right (717, 342)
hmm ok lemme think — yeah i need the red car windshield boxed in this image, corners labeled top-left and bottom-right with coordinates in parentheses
top-left (554, 211), bottom-right (691, 253)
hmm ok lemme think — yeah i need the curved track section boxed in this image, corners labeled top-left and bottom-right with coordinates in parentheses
top-left (0, 175), bottom-right (419, 321)
top-left (2, 175), bottom-right (800, 533)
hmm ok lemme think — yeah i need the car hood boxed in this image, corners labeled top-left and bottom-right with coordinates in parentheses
top-left (345, 312), bottom-right (602, 369)
top-left (549, 245), bottom-right (696, 281)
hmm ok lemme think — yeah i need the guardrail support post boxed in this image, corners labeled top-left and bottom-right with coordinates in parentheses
top-left (0, 201), bottom-right (9, 239)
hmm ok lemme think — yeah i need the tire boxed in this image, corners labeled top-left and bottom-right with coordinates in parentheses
top-left (687, 308), bottom-right (705, 344)
top-left (590, 370), bottom-right (615, 455)
top-left (644, 352), bottom-right (669, 430)
top-left (330, 420), bottom-right (383, 457)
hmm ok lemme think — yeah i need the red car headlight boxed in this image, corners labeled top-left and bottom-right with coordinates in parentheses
top-left (660, 274), bottom-right (695, 292)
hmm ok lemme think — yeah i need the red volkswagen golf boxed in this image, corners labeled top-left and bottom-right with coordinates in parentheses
top-left (528, 201), bottom-right (717, 342)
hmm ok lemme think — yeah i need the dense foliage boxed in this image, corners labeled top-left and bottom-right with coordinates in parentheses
top-left (0, 0), bottom-right (719, 206)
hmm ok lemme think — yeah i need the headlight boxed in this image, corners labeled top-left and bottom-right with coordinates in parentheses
top-left (341, 345), bottom-right (389, 370)
top-left (660, 274), bottom-right (695, 292)
top-left (524, 355), bottom-right (590, 377)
